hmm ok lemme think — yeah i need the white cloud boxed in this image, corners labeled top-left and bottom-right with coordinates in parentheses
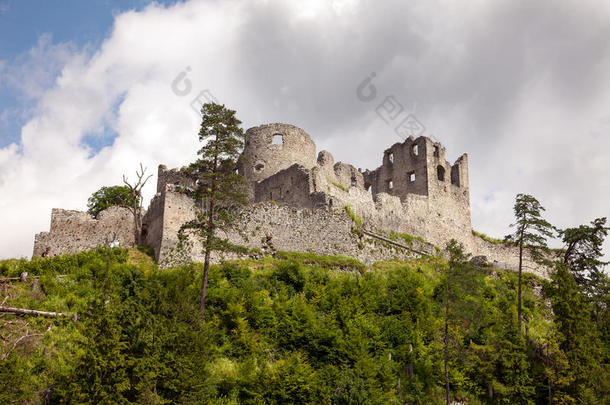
top-left (0, 0), bottom-right (609, 263)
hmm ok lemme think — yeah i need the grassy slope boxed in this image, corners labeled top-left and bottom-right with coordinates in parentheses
top-left (0, 248), bottom-right (550, 404)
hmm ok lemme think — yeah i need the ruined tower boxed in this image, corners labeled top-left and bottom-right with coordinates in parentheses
top-left (363, 136), bottom-right (469, 203)
top-left (239, 123), bottom-right (317, 200)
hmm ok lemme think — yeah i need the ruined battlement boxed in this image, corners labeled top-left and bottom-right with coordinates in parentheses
top-left (364, 136), bottom-right (469, 200)
top-left (33, 206), bottom-right (135, 258)
top-left (32, 122), bottom-right (550, 278)
top-left (242, 124), bottom-right (472, 249)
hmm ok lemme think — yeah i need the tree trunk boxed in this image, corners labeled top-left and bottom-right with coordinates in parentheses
top-left (518, 241), bottom-right (523, 335)
top-left (199, 248), bottom-right (211, 314)
top-left (547, 344), bottom-right (552, 405)
top-left (133, 195), bottom-right (141, 245)
top-left (200, 149), bottom-right (218, 316)
top-left (444, 296), bottom-right (450, 405)
top-left (0, 306), bottom-right (70, 318)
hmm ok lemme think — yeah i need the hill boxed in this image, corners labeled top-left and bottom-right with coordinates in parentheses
top-left (0, 248), bottom-right (608, 404)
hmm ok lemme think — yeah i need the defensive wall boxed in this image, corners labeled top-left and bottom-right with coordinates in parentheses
top-left (32, 123), bottom-right (550, 278)
top-left (33, 206), bottom-right (135, 258)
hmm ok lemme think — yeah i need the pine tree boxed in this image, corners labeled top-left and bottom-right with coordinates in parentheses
top-left (438, 239), bottom-right (484, 404)
top-left (180, 103), bottom-right (248, 315)
top-left (559, 217), bottom-right (609, 292)
top-left (505, 194), bottom-right (554, 334)
top-left (544, 263), bottom-right (607, 402)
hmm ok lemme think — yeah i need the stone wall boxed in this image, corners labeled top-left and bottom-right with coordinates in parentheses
top-left (255, 164), bottom-right (315, 208)
top-left (31, 122), bottom-right (550, 279)
top-left (155, 191), bottom-right (431, 269)
top-left (142, 192), bottom-right (165, 261)
top-left (247, 146), bottom-right (471, 255)
top-left (470, 235), bottom-right (550, 278)
top-left (32, 206), bottom-right (135, 258)
top-left (156, 165), bottom-right (194, 194)
top-left (151, 188), bottom-right (548, 278)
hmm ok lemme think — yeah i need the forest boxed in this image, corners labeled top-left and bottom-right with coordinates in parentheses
top-left (0, 243), bottom-right (608, 404)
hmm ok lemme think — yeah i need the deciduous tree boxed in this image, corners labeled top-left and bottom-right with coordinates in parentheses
top-left (87, 185), bottom-right (134, 218)
top-left (123, 163), bottom-right (152, 245)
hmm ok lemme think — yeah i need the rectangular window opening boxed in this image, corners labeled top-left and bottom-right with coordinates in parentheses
top-left (272, 134), bottom-right (284, 145)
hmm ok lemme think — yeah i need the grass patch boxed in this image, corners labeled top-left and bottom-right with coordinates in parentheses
top-left (344, 204), bottom-right (363, 228)
top-left (129, 248), bottom-right (157, 274)
top-left (136, 244), bottom-right (155, 258)
top-left (472, 229), bottom-right (505, 244)
top-left (329, 179), bottom-right (348, 192)
top-left (389, 232), bottom-right (426, 245)
top-left (275, 251), bottom-right (367, 273)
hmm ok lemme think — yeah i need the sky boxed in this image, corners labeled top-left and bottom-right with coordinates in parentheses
top-left (0, 0), bottom-right (609, 262)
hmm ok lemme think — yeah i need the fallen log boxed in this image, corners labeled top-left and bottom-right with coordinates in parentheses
top-left (0, 306), bottom-right (70, 318)
top-left (0, 274), bottom-right (68, 283)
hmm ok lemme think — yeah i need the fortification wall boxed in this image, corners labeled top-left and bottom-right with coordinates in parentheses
top-left (249, 145), bottom-right (471, 254)
top-left (153, 187), bottom-right (548, 277)
top-left (31, 122), bottom-right (550, 279)
top-left (157, 192), bottom-right (432, 269)
top-left (32, 206), bottom-right (135, 258)
top-left (470, 235), bottom-right (550, 278)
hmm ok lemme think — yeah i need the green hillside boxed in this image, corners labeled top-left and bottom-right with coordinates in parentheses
top-left (0, 248), bottom-right (608, 404)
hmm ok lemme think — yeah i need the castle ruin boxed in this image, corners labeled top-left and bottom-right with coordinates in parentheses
top-left (33, 123), bottom-right (548, 277)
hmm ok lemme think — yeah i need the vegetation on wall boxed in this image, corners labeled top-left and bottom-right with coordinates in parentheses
top-left (344, 204), bottom-right (363, 228)
top-left (390, 232), bottom-right (426, 246)
top-left (471, 229), bottom-right (505, 245)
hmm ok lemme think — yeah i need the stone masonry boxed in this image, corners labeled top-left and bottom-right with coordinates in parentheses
top-left (33, 206), bottom-right (135, 258)
top-left (33, 123), bottom-right (549, 277)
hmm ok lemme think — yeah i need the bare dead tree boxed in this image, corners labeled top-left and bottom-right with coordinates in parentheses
top-left (123, 163), bottom-right (152, 246)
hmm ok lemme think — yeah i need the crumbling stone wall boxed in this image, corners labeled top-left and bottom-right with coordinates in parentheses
top-left (254, 164), bottom-right (314, 208)
top-left (247, 136), bottom-right (472, 254)
top-left (33, 206), bottom-right (135, 257)
top-left (32, 122), bottom-right (550, 279)
top-left (150, 188), bottom-right (548, 278)
top-left (155, 192), bottom-right (432, 269)
top-left (470, 235), bottom-right (550, 277)
top-left (156, 164), bottom-right (195, 194)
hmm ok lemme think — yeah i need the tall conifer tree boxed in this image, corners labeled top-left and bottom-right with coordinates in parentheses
top-left (180, 103), bottom-right (247, 315)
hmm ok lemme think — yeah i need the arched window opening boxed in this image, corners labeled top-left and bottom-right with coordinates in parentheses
top-left (451, 166), bottom-right (460, 186)
top-left (437, 165), bottom-right (445, 181)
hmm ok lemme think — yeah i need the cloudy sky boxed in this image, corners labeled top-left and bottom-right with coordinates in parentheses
top-left (0, 0), bottom-right (609, 261)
